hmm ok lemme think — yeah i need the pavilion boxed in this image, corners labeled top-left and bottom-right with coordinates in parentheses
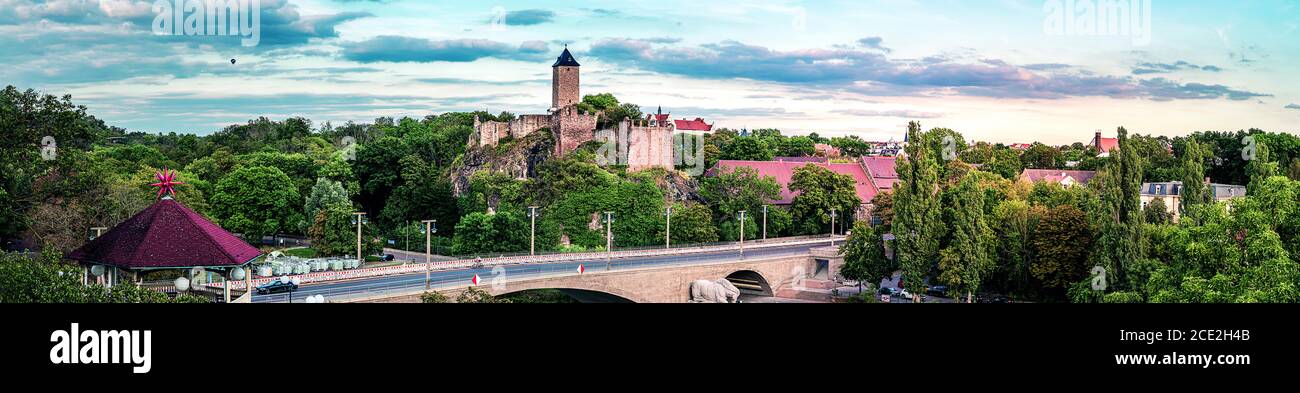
top-left (66, 170), bottom-right (262, 302)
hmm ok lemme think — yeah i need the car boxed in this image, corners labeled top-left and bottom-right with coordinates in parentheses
top-left (877, 287), bottom-right (901, 296)
top-left (383, 254), bottom-right (395, 261)
top-left (256, 279), bottom-right (298, 295)
top-left (926, 285), bottom-right (949, 297)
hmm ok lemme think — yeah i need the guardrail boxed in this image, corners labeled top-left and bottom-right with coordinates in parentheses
top-left (210, 236), bottom-right (843, 290)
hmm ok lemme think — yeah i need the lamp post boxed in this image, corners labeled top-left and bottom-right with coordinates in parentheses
top-left (351, 212), bottom-right (367, 266)
top-left (603, 212), bottom-right (614, 271)
top-left (86, 227), bottom-right (107, 285)
top-left (829, 208), bottom-right (838, 246)
top-left (528, 206), bottom-right (539, 256)
top-left (421, 220), bottom-right (437, 290)
top-left (665, 205), bottom-right (672, 249)
top-left (738, 210), bottom-right (747, 259)
top-left (761, 205), bottom-right (768, 240)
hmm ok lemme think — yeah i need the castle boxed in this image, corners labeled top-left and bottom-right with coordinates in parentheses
top-left (473, 48), bottom-right (678, 170)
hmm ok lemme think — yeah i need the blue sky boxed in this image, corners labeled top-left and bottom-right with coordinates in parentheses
top-left (2, 0), bottom-right (1298, 144)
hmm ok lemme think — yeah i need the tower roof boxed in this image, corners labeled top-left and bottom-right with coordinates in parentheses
top-left (553, 47), bottom-right (580, 67)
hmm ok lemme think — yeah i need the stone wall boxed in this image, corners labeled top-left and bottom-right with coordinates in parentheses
top-left (475, 114), bottom-right (552, 147)
top-left (552, 105), bottom-right (598, 156)
top-left (622, 120), bottom-right (675, 171)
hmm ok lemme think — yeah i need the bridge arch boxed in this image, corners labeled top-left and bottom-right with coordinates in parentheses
top-left (725, 270), bottom-right (774, 297)
top-left (494, 286), bottom-right (640, 303)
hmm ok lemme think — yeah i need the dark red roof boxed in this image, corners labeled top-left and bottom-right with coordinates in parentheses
top-left (860, 156), bottom-right (899, 191)
top-left (711, 161), bottom-right (877, 205)
top-left (674, 118), bottom-right (713, 131)
top-left (647, 113), bottom-right (671, 123)
top-left (66, 198), bottom-right (261, 269)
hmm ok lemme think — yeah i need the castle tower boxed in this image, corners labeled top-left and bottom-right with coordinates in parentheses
top-left (552, 47), bottom-right (581, 109)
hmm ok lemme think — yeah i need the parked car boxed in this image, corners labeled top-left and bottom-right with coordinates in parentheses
top-left (878, 287), bottom-right (901, 296)
top-left (383, 254), bottom-right (395, 262)
top-left (926, 285), bottom-right (949, 297)
top-left (256, 280), bottom-right (298, 295)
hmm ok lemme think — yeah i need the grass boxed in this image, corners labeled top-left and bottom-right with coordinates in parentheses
top-left (281, 248), bottom-right (317, 258)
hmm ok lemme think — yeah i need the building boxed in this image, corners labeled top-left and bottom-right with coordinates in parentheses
top-left (474, 47), bottom-right (599, 158)
top-left (706, 156), bottom-right (899, 223)
top-left (1019, 169), bottom-right (1098, 187)
top-left (1140, 181), bottom-right (1247, 222)
top-left (673, 117), bottom-right (714, 135)
top-left (1091, 130), bottom-right (1120, 157)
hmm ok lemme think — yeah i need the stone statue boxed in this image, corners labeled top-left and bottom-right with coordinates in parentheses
top-left (689, 279), bottom-right (742, 303)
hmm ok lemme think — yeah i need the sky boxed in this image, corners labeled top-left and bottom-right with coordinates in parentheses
top-left (2, 0), bottom-right (1298, 145)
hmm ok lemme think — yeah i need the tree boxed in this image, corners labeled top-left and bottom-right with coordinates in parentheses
top-left (1144, 197), bottom-right (1172, 225)
top-left (451, 212), bottom-right (530, 255)
top-left (937, 175), bottom-right (994, 302)
top-left (991, 200), bottom-right (1037, 298)
top-left (211, 166), bottom-right (302, 240)
top-left (839, 221), bottom-right (893, 291)
top-left (303, 178), bottom-right (350, 232)
top-left (1179, 139), bottom-right (1212, 216)
top-left (700, 166), bottom-right (782, 227)
top-left (665, 203), bottom-right (719, 245)
top-left (1090, 127), bottom-right (1144, 292)
top-left (987, 148), bottom-right (1024, 181)
top-left (892, 122), bottom-right (944, 302)
top-left (1, 250), bottom-right (207, 303)
top-left (1246, 142), bottom-right (1279, 196)
top-left (1031, 205), bottom-right (1094, 294)
top-left (869, 191), bottom-right (894, 230)
top-left (1020, 144), bottom-right (1063, 169)
top-left (720, 137), bottom-right (773, 161)
top-left (778, 136), bottom-right (817, 157)
top-left (308, 204), bottom-right (381, 258)
top-left (788, 164), bottom-right (861, 235)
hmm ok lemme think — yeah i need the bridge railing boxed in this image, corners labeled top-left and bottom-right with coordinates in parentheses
top-left (210, 235), bottom-right (843, 291)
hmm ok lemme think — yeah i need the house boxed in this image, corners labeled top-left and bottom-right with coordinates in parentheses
top-left (1008, 143), bottom-right (1033, 151)
top-left (1141, 181), bottom-right (1247, 222)
top-left (1091, 131), bottom-right (1120, 157)
top-left (815, 143), bottom-right (841, 158)
top-left (1019, 169), bottom-right (1098, 187)
top-left (673, 117), bottom-right (714, 134)
top-left (708, 160), bottom-right (880, 221)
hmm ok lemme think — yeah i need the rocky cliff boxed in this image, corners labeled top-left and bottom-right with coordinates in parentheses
top-left (449, 130), bottom-right (554, 197)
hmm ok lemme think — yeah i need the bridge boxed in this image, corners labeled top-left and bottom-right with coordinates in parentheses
top-left (251, 237), bottom-right (846, 303)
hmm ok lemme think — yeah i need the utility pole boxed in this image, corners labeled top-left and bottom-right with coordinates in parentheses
top-left (604, 212), bottom-right (614, 271)
top-left (761, 205), bottom-right (768, 240)
top-left (352, 212), bottom-right (367, 265)
top-left (422, 220), bottom-right (436, 290)
top-left (665, 205), bottom-right (672, 249)
top-left (528, 206), bottom-right (539, 256)
top-left (738, 210), bottom-right (747, 260)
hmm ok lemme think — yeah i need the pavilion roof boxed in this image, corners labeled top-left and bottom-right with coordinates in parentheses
top-left (66, 198), bottom-right (261, 270)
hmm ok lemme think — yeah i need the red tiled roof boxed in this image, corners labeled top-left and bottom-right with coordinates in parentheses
top-left (66, 199), bottom-right (262, 269)
top-left (647, 113), bottom-right (670, 123)
top-left (1096, 138), bottom-right (1119, 153)
top-left (711, 161), bottom-right (877, 205)
top-left (674, 118), bottom-right (713, 131)
top-left (1019, 169), bottom-right (1098, 185)
top-left (860, 156), bottom-right (898, 180)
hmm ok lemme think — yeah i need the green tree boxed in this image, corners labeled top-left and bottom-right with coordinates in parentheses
top-left (307, 204), bottom-right (381, 258)
top-left (666, 203), bottom-right (719, 245)
top-left (991, 200), bottom-right (1037, 297)
top-left (720, 137), bottom-right (773, 161)
top-left (1, 250), bottom-right (207, 303)
top-left (303, 178), bottom-right (350, 232)
top-left (839, 222), bottom-right (893, 291)
top-left (1020, 143), bottom-right (1063, 169)
top-left (1031, 205), bottom-right (1094, 295)
top-left (788, 164), bottom-right (861, 235)
top-left (778, 136), bottom-right (817, 157)
top-left (451, 212), bottom-right (530, 255)
top-left (1179, 139), bottom-right (1212, 215)
top-left (892, 122), bottom-right (944, 302)
top-left (211, 166), bottom-right (302, 240)
top-left (937, 175), bottom-right (994, 302)
top-left (1090, 127), bottom-right (1144, 291)
top-left (1144, 197), bottom-right (1172, 225)
top-left (700, 166), bottom-right (782, 227)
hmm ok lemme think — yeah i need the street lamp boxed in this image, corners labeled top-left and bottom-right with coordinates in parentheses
top-left (528, 206), bottom-right (539, 256)
top-left (738, 210), bottom-right (747, 259)
top-left (351, 212), bottom-right (367, 266)
top-left (86, 227), bottom-right (107, 285)
top-left (603, 212), bottom-right (615, 271)
top-left (664, 205), bottom-right (673, 249)
top-left (421, 220), bottom-right (437, 290)
top-left (829, 208), bottom-right (838, 246)
top-left (761, 205), bottom-right (769, 240)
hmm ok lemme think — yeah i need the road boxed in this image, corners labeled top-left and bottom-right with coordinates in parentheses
top-left (255, 241), bottom-right (832, 303)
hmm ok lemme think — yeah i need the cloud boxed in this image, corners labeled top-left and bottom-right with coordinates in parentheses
top-left (500, 9), bottom-right (554, 26)
top-left (831, 109), bottom-right (942, 119)
top-left (587, 38), bottom-right (1269, 101)
top-left (1132, 60), bottom-right (1223, 75)
top-left (342, 37), bottom-right (548, 63)
top-left (857, 37), bottom-right (891, 53)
